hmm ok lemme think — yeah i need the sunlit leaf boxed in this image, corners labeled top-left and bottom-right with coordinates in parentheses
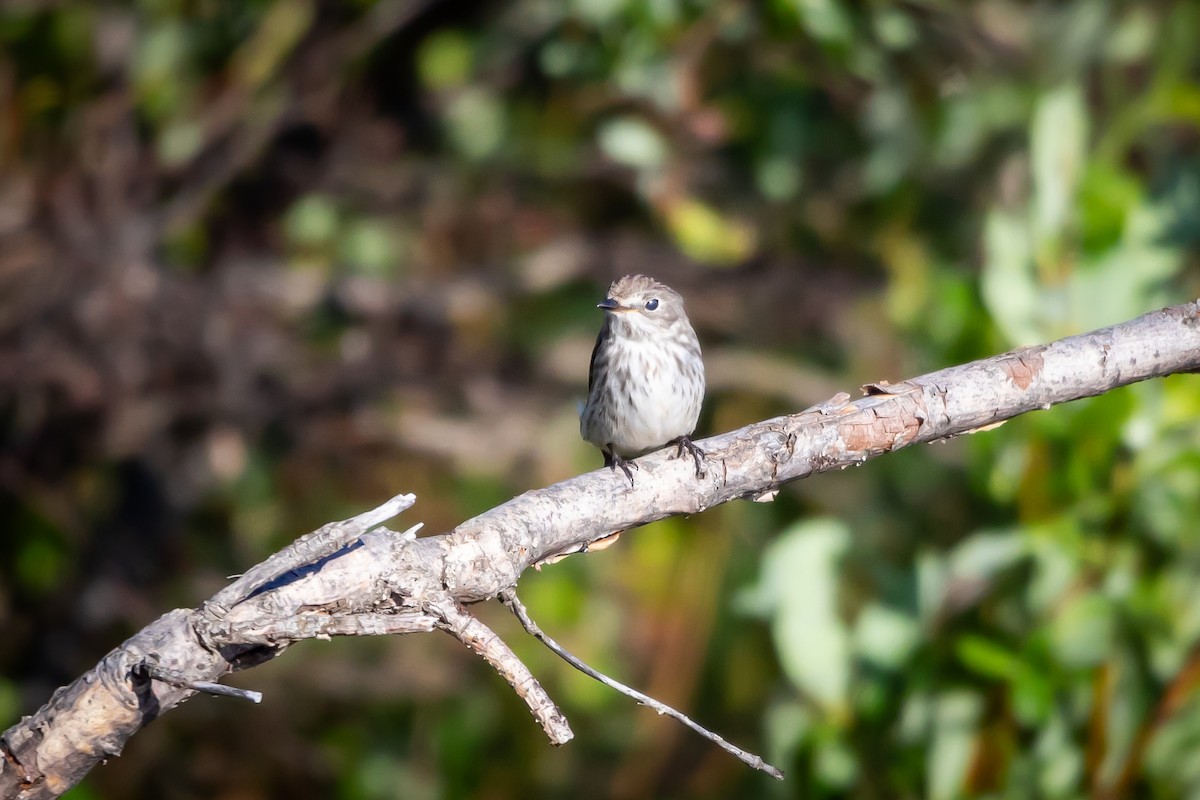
top-left (815, 735), bottom-right (858, 788)
top-left (764, 700), bottom-right (812, 768)
top-left (1031, 84), bottom-right (1087, 243)
top-left (929, 692), bottom-right (983, 800)
top-left (662, 197), bottom-right (756, 265)
top-left (1033, 712), bottom-right (1085, 795)
top-left (956, 635), bottom-right (1025, 681)
top-left (338, 218), bottom-right (402, 276)
top-left (981, 208), bottom-right (1041, 345)
top-left (418, 29), bottom-right (474, 91)
top-left (789, 0), bottom-right (853, 44)
top-left (285, 194), bottom-right (340, 249)
top-left (947, 528), bottom-right (1028, 583)
top-left (854, 602), bottom-right (919, 670)
top-left (447, 88), bottom-right (505, 160)
top-left (1050, 592), bottom-right (1114, 668)
top-left (597, 116), bottom-right (667, 170)
top-left (740, 518), bottom-right (851, 713)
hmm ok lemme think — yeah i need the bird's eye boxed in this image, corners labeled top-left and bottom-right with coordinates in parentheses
top-left (644, 298), bottom-right (659, 311)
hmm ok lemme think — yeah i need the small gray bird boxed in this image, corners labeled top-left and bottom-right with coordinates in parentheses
top-left (580, 274), bottom-right (706, 485)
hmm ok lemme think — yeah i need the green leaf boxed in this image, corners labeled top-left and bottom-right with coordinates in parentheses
top-left (854, 602), bottom-right (920, 670)
top-left (447, 88), bottom-right (505, 160)
top-left (285, 194), bottom-right (340, 249)
top-left (929, 691), bottom-right (984, 800)
top-left (1050, 592), bottom-right (1114, 668)
top-left (764, 700), bottom-right (812, 768)
top-left (417, 30), bottom-right (474, 91)
top-left (789, 0), bottom-right (854, 45)
top-left (948, 528), bottom-right (1029, 583)
top-left (338, 218), bottom-right (402, 276)
top-left (1033, 712), bottom-right (1084, 795)
top-left (741, 518), bottom-right (851, 713)
top-left (1031, 84), bottom-right (1087, 242)
top-left (1078, 162), bottom-right (1143, 252)
top-left (981, 208), bottom-right (1040, 346)
top-left (596, 116), bottom-right (667, 170)
top-left (956, 635), bottom-right (1025, 681)
top-left (815, 735), bottom-right (858, 788)
top-left (663, 198), bottom-right (756, 265)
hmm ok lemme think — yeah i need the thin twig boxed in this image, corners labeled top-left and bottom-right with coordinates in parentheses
top-left (140, 665), bottom-right (263, 704)
top-left (499, 589), bottom-right (784, 780)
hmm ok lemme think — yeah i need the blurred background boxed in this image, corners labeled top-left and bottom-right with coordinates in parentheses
top-left (2, 0), bottom-right (1200, 797)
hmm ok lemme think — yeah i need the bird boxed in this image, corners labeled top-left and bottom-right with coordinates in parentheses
top-left (580, 274), bottom-right (706, 486)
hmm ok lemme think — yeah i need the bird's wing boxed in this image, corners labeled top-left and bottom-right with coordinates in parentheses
top-left (587, 327), bottom-right (606, 395)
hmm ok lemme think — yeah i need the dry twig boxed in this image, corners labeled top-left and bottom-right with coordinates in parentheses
top-left (499, 590), bottom-right (784, 779)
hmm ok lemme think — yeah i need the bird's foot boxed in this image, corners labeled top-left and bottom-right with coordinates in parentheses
top-left (604, 449), bottom-right (638, 487)
top-left (671, 436), bottom-right (706, 477)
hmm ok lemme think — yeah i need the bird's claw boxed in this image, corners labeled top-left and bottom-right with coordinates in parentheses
top-left (672, 436), bottom-right (706, 477)
top-left (605, 450), bottom-right (638, 487)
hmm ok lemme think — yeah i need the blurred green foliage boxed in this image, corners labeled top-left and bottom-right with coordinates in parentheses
top-left (2, 0), bottom-right (1200, 798)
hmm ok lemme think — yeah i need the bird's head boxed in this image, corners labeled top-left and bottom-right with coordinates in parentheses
top-left (597, 274), bottom-right (689, 338)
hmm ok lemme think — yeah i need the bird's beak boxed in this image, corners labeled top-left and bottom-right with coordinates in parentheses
top-left (597, 298), bottom-right (626, 312)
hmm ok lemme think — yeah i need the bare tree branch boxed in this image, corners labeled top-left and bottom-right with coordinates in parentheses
top-left (3, 300), bottom-right (1199, 799)
top-left (427, 595), bottom-right (573, 745)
